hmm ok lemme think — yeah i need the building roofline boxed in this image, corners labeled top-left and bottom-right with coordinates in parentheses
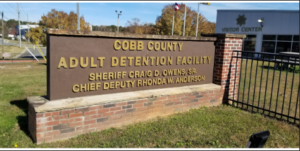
top-left (217, 9), bottom-right (299, 13)
top-left (19, 25), bottom-right (39, 26)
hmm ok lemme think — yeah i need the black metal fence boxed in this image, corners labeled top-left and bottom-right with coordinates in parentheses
top-left (229, 51), bottom-right (299, 124)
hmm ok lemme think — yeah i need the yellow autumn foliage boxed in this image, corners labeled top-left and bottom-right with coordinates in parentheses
top-left (26, 9), bottom-right (91, 46)
top-left (155, 3), bottom-right (215, 36)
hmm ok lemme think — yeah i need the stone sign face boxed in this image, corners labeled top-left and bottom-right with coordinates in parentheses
top-left (47, 34), bottom-right (215, 100)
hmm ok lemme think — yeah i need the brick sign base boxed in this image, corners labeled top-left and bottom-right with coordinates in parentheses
top-left (28, 84), bottom-right (222, 144)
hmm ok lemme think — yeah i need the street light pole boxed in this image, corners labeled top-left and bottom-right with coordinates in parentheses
top-left (18, 3), bottom-right (21, 48)
top-left (77, 3), bottom-right (80, 30)
top-left (27, 14), bottom-right (29, 43)
top-left (2, 11), bottom-right (3, 59)
top-left (115, 10), bottom-right (122, 33)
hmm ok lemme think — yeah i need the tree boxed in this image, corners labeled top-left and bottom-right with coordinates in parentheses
top-left (26, 9), bottom-right (91, 46)
top-left (0, 19), bottom-right (21, 38)
top-left (142, 23), bottom-right (155, 34)
top-left (1, 19), bottom-right (17, 37)
top-left (125, 18), bottom-right (155, 34)
top-left (39, 9), bottom-right (90, 31)
top-left (25, 27), bottom-right (46, 46)
top-left (92, 25), bottom-right (125, 32)
top-left (125, 18), bottom-right (141, 33)
top-left (207, 21), bottom-right (216, 33)
top-left (155, 3), bottom-right (215, 36)
top-left (0, 19), bottom-right (38, 39)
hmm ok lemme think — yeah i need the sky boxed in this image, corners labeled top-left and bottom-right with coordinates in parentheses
top-left (0, 2), bottom-right (299, 27)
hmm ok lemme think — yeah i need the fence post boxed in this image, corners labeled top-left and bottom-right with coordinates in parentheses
top-left (203, 33), bottom-right (245, 104)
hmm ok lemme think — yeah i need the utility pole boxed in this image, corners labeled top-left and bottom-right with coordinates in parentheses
top-left (77, 3), bottom-right (80, 30)
top-left (115, 10), bottom-right (122, 33)
top-left (18, 3), bottom-right (21, 48)
top-left (27, 14), bottom-right (29, 43)
top-left (2, 11), bottom-right (3, 59)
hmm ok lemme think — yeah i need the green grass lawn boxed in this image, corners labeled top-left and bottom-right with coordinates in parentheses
top-left (1, 45), bottom-right (26, 54)
top-left (4, 38), bottom-right (33, 45)
top-left (235, 59), bottom-right (299, 124)
top-left (0, 62), bottom-right (299, 148)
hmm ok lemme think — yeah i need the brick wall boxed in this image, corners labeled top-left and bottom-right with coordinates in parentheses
top-left (28, 104), bottom-right (37, 142)
top-left (31, 89), bottom-right (222, 144)
top-left (213, 36), bottom-right (243, 103)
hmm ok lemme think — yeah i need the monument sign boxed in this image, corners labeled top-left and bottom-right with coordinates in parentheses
top-left (27, 29), bottom-right (245, 144)
top-left (47, 32), bottom-right (215, 100)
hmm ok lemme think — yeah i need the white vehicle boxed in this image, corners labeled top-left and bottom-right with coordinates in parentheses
top-left (15, 35), bottom-right (26, 40)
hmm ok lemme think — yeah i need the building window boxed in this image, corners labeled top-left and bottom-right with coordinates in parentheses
top-left (277, 35), bottom-right (292, 41)
top-left (243, 35), bottom-right (256, 57)
top-left (261, 35), bottom-right (299, 53)
top-left (262, 41), bottom-right (276, 53)
top-left (276, 42), bottom-right (292, 53)
top-left (294, 35), bottom-right (299, 41)
top-left (292, 36), bottom-right (299, 52)
top-left (263, 35), bottom-right (276, 41)
top-left (292, 42), bottom-right (299, 52)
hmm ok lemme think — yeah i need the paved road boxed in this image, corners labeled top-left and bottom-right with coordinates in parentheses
top-left (0, 38), bottom-right (43, 48)
top-left (20, 47), bottom-right (47, 59)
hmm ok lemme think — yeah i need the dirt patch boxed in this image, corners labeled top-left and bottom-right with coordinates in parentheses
top-left (13, 123), bottom-right (20, 132)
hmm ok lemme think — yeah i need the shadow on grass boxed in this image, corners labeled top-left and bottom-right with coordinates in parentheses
top-left (229, 104), bottom-right (299, 128)
top-left (10, 99), bottom-right (34, 142)
top-left (260, 65), bottom-right (289, 71)
top-left (261, 65), bottom-right (276, 70)
top-left (38, 63), bottom-right (47, 66)
top-left (260, 65), bottom-right (299, 73)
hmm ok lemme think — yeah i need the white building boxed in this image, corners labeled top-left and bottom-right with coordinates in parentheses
top-left (215, 10), bottom-right (299, 54)
top-left (19, 25), bottom-right (39, 30)
top-left (15, 24), bottom-right (39, 40)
